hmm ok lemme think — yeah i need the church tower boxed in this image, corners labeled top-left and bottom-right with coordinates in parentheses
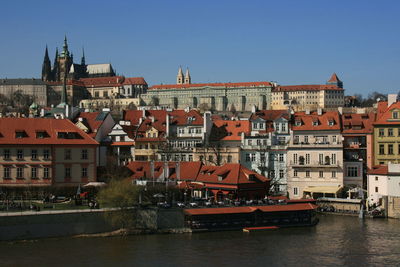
top-left (177, 66), bottom-right (184, 84)
top-left (184, 68), bottom-right (191, 84)
top-left (41, 46), bottom-right (52, 81)
top-left (52, 47), bottom-right (59, 81)
top-left (57, 35), bottom-right (73, 82)
top-left (326, 73), bottom-right (343, 88)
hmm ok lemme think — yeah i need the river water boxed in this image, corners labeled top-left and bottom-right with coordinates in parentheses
top-left (1, 215), bottom-right (400, 267)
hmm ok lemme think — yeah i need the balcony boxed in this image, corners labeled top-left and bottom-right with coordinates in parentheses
top-left (291, 142), bottom-right (342, 148)
top-left (289, 160), bottom-right (340, 168)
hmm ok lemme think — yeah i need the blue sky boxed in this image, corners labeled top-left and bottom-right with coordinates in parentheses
top-left (0, 0), bottom-right (399, 96)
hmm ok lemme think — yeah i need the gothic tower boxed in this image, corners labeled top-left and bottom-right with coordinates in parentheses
top-left (41, 46), bottom-right (52, 81)
top-left (177, 66), bottom-right (184, 84)
top-left (52, 47), bottom-right (59, 81)
top-left (184, 67), bottom-right (191, 84)
top-left (57, 35), bottom-right (73, 82)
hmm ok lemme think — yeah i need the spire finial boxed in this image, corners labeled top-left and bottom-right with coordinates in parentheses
top-left (81, 46), bottom-right (86, 65)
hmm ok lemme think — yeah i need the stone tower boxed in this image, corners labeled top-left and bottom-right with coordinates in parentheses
top-left (41, 46), bottom-right (52, 81)
top-left (184, 68), bottom-right (191, 84)
top-left (177, 66), bottom-right (184, 84)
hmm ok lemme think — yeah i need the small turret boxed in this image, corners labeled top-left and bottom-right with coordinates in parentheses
top-left (184, 68), bottom-right (191, 84)
top-left (327, 73), bottom-right (343, 88)
top-left (81, 47), bottom-right (86, 66)
top-left (177, 66), bottom-right (184, 84)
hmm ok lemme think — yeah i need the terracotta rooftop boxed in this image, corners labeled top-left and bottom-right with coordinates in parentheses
top-left (374, 101), bottom-right (400, 125)
top-left (210, 120), bottom-right (250, 141)
top-left (0, 118), bottom-right (98, 145)
top-left (73, 111), bottom-right (109, 138)
top-left (292, 111), bottom-right (341, 131)
top-left (327, 73), bottom-right (342, 83)
top-left (341, 112), bottom-right (376, 134)
top-left (274, 84), bottom-right (343, 92)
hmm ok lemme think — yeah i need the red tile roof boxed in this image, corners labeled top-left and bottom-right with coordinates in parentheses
top-left (292, 111), bottom-right (341, 131)
top-left (341, 112), bottom-right (376, 134)
top-left (149, 81), bottom-right (272, 90)
top-left (168, 110), bottom-right (203, 126)
top-left (73, 112), bottom-right (108, 138)
top-left (274, 85), bottom-right (342, 92)
top-left (122, 77), bottom-right (147, 86)
top-left (80, 76), bottom-right (125, 87)
top-left (368, 165), bottom-right (388, 175)
top-left (184, 203), bottom-right (317, 216)
top-left (250, 110), bottom-right (289, 133)
top-left (327, 73), bottom-right (342, 83)
top-left (0, 118), bottom-right (98, 145)
top-left (374, 102), bottom-right (400, 125)
top-left (211, 120), bottom-right (250, 141)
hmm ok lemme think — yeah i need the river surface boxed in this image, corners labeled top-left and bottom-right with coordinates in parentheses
top-left (1, 215), bottom-right (400, 267)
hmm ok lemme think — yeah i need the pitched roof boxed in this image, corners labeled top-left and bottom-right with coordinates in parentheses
top-left (80, 76), bottom-right (125, 87)
top-left (374, 101), bottom-right (400, 125)
top-left (150, 81), bottom-right (272, 90)
top-left (123, 77), bottom-right (147, 86)
top-left (0, 118), bottom-right (98, 145)
top-left (250, 110), bottom-right (289, 122)
top-left (327, 73), bottom-right (342, 83)
top-left (86, 64), bottom-right (114, 75)
top-left (341, 112), bottom-right (376, 134)
top-left (368, 165), bottom-right (388, 175)
top-left (73, 112), bottom-right (109, 138)
top-left (274, 84), bottom-right (342, 92)
top-left (292, 111), bottom-right (341, 131)
top-left (210, 120), bottom-right (250, 141)
top-left (168, 109), bottom-right (203, 126)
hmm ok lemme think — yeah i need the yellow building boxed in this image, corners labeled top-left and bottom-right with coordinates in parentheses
top-left (373, 101), bottom-right (400, 165)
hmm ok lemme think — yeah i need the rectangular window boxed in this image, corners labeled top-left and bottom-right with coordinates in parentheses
top-left (379, 144), bottom-right (385, 155)
top-left (81, 149), bottom-right (88, 160)
top-left (208, 155), bottom-right (213, 163)
top-left (293, 154), bottom-right (298, 164)
top-left (82, 167), bottom-right (88, 178)
top-left (279, 154), bottom-right (284, 162)
top-left (44, 167), bottom-right (49, 179)
top-left (31, 167), bottom-right (37, 179)
top-left (294, 187), bottom-right (299, 196)
top-left (306, 170), bottom-right (310, 177)
top-left (389, 144), bottom-right (394, 154)
top-left (31, 149), bottom-right (37, 160)
top-left (245, 154), bottom-right (250, 162)
top-left (279, 169), bottom-right (284, 179)
top-left (17, 167), bottom-right (23, 179)
top-left (332, 171), bottom-right (336, 178)
top-left (347, 166), bottom-right (358, 177)
top-left (188, 155), bottom-right (193, 161)
top-left (65, 167), bottom-right (71, 178)
top-left (281, 124), bottom-right (286, 132)
top-left (65, 149), bottom-right (71, 160)
top-left (294, 136), bottom-right (299, 144)
top-left (17, 149), bottom-right (23, 160)
top-left (270, 170), bottom-right (275, 178)
top-left (227, 155), bottom-right (232, 163)
top-left (305, 154), bottom-right (310, 164)
top-left (375, 186), bottom-right (378, 193)
top-left (3, 167), bottom-right (10, 179)
top-left (250, 153), bottom-right (256, 162)
top-left (319, 154), bottom-right (324, 165)
top-left (375, 176), bottom-right (378, 181)
top-left (388, 128), bottom-right (394, 137)
top-left (43, 149), bottom-right (50, 160)
top-left (304, 136), bottom-right (309, 144)
top-left (319, 171), bottom-right (324, 178)
top-left (379, 129), bottom-right (384, 137)
top-left (3, 149), bottom-right (10, 160)
top-left (332, 135), bottom-right (337, 144)
top-left (331, 154), bottom-right (337, 164)
top-left (293, 170), bottom-right (298, 177)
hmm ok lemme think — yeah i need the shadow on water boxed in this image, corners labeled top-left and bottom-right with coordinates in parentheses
top-left (1, 215), bottom-right (400, 267)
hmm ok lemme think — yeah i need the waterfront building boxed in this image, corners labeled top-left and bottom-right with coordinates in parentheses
top-left (73, 111), bottom-right (115, 166)
top-left (373, 97), bottom-right (400, 165)
top-left (287, 110), bottom-right (344, 199)
top-left (270, 73), bottom-right (345, 111)
top-left (367, 163), bottom-right (400, 205)
top-left (0, 118), bottom-right (98, 187)
top-left (141, 67), bottom-right (273, 111)
top-left (127, 161), bottom-right (270, 201)
top-left (341, 112), bottom-right (376, 187)
top-left (241, 109), bottom-right (291, 195)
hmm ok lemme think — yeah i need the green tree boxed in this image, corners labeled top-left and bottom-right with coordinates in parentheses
top-left (97, 180), bottom-right (141, 229)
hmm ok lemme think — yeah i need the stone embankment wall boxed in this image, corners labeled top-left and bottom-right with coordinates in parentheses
top-left (388, 196), bottom-right (400, 219)
top-left (0, 208), bottom-right (185, 241)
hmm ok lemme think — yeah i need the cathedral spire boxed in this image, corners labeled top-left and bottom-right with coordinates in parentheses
top-left (41, 45), bottom-right (52, 81)
top-left (61, 35), bottom-right (69, 57)
top-left (177, 66), bottom-right (184, 84)
top-left (184, 67), bottom-right (191, 84)
top-left (81, 47), bottom-right (86, 65)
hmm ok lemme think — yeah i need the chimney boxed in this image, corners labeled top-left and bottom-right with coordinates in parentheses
top-left (151, 116), bottom-right (155, 123)
top-left (338, 107), bottom-right (343, 115)
top-left (388, 94), bottom-right (397, 107)
top-left (166, 114), bottom-right (170, 137)
top-left (317, 108), bottom-right (322, 116)
top-left (305, 108), bottom-right (310, 115)
top-left (78, 117), bottom-right (83, 122)
top-left (139, 118), bottom-right (143, 125)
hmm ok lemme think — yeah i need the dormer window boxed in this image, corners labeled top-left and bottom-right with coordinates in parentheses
top-left (36, 131), bottom-right (50, 139)
top-left (313, 120), bottom-right (319, 126)
top-left (328, 120), bottom-right (334, 126)
top-left (295, 120), bottom-right (302, 126)
top-left (393, 112), bottom-right (398, 119)
top-left (15, 131), bottom-right (28, 138)
top-left (218, 176), bottom-right (223, 181)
